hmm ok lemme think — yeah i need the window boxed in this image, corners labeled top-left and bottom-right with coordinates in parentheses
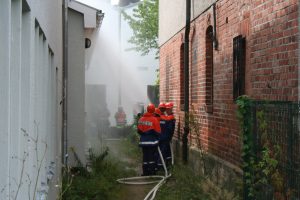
top-left (180, 44), bottom-right (184, 110)
top-left (205, 26), bottom-right (214, 113)
top-left (233, 35), bottom-right (246, 100)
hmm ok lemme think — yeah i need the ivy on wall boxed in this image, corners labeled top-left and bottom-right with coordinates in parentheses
top-left (236, 96), bottom-right (284, 199)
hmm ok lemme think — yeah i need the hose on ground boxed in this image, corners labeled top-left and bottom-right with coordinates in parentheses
top-left (116, 144), bottom-right (173, 200)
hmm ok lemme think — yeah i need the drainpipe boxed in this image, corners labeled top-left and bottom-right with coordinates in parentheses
top-left (298, 2), bottom-right (300, 103)
top-left (183, 0), bottom-right (191, 164)
top-left (62, 0), bottom-right (68, 167)
top-left (118, 8), bottom-right (122, 107)
top-left (213, 3), bottom-right (218, 50)
top-left (298, 4), bottom-right (300, 173)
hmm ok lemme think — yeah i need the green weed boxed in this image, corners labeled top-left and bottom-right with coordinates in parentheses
top-left (61, 148), bottom-right (135, 200)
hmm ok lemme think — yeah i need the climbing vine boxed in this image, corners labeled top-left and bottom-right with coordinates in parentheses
top-left (236, 95), bottom-right (255, 199)
top-left (255, 110), bottom-right (283, 195)
top-left (237, 96), bottom-right (284, 199)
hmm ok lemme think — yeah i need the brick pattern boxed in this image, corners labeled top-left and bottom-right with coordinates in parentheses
top-left (191, 33), bottom-right (199, 104)
top-left (159, 0), bottom-right (299, 167)
top-left (165, 54), bottom-right (170, 101)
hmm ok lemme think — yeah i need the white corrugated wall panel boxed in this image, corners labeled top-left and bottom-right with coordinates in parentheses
top-left (0, 0), bottom-right (63, 199)
top-left (0, 1), bottom-right (11, 199)
top-left (10, 0), bottom-right (22, 198)
top-left (19, 7), bottom-right (32, 200)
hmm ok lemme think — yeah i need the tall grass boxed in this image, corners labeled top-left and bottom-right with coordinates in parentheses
top-left (61, 147), bottom-right (136, 200)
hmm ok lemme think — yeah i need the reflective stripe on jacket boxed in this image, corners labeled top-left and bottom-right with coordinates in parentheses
top-left (138, 112), bottom-right (161, 146)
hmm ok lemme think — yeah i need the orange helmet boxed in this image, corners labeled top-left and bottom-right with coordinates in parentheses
top-left (166, 102), bottom-right (174, 109)
top-left (154, 108), bottom-right (162, 116)
top-left (158, 103), bottom-right (166, 109)
top-left (147, 103), bottom-right (155, 113)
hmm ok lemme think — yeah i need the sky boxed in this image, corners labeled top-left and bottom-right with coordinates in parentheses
top-left (76, 0), bottom-right (158, 125)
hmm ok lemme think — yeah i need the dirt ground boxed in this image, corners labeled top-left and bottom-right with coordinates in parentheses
top-left (119, 184), bottom-right (155, 200)
top-left (104, 138), bottom-right (156, 200)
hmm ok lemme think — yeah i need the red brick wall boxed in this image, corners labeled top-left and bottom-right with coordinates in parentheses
top-left (159, 0), bottom-right (299, 167)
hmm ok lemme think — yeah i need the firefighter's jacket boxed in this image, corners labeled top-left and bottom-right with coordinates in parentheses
top-left (158, 115), bottom-right (169, 142)
top-left (137, 112), bottom-right (161, 146)
top-left (166, 114), bottom-right (176, 141)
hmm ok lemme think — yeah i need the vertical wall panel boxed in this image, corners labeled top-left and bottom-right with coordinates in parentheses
top-left (68, 9), bottom-right (86, 166)
top-left (10, 0), bottom-right (22, 197)
top-left (23, 13), bottom-right (35, 200)
top-left (41, 39), bottom-right (48, 186)
top-left (27, 25), bottom-right (40, 199)
top-left (0, 0), bottom-right (63, 199)
top-left (0, 1), bottom-right (11, 199)
top-left (19, 5), bottom-right (32, 200)
top-left (52, 55), bottom-right (56, 164)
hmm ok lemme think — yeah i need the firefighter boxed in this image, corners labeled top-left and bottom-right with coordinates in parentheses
top-left (115, 106), bottom-right (127, 126)
top-left (158, 102), bottom-right (167, 114)
top-left (137, 104), bottom-right (161, 176)
top-left (155, 104), bottom-right (169, 170)
top-left (165, 102), bottom-right (176, 167)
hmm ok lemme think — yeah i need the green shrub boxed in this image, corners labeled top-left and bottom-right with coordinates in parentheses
top-left (156, 164), bottom-right (209, 200)
top-left (61, 148), bottom-right (133, 200)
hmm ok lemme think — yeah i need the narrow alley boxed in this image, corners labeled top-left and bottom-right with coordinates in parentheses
top-left (0, 0), bottom-right (299, 200)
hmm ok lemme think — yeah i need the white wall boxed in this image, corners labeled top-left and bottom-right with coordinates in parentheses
top-left (69, 0), bottom-right (99, 28)
top-left (159, 0), bottom-right (216, 46)
top-left (0, 1), bottom-right (11, 199)
top-left (0, 0), bottom-right (63, 199)
top-left (67, 8), bottom-right (86, 166)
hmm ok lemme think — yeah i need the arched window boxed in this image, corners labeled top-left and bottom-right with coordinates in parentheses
top-left (191, 34), bottom-right (198, 104)
top-left (180, 44), bottom-right (184, 110)
top-left (205, 26), bottom-right (213, 112)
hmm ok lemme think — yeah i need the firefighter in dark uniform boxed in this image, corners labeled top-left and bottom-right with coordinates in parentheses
top-left (155, 103), bottom-right (169, 170)
top-left (138, 104), bottom-right (161, 176)
top-left (165, 102), bottom-right (176, 167)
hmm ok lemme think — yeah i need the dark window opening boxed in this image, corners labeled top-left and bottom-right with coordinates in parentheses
top-left (205, 26), bottom-right (214, 113)
top-left (233, 35), bottom-right (246, 101)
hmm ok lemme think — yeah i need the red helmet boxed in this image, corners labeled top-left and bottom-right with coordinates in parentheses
top-left (166, 102), bottom-right (174, 109)
top-left (147, 103), bottom-right (155, 113)
top-left (158, 103), bottom-right (166, 108)
top-left (154, 108), bottom-right (162, 116)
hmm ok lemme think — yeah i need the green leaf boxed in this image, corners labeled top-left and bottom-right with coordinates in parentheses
top-left (122, 0), bottom-right (158, 57)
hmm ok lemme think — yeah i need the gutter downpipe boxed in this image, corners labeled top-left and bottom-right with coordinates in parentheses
top-left (183, 0), bottom-right (191, 164)
top-left (213, 3), bottom-right (218, 50)
top-left (62, 0), bottom-right (68, 167)
top-left (298, 1), bottom-right (300, 104)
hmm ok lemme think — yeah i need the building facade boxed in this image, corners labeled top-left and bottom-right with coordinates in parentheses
top-left (159, 0), bottom-right (299, 167)
top-left (0, 0), bottom-right (63, 199)
top-left (67, 0), bottom-right (103, 166)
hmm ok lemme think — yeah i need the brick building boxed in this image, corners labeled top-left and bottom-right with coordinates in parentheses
top-left (159, 0), bottom-right (299, 167)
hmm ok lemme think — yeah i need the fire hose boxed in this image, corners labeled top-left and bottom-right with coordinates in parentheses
top-left (116, 143), bottom-right (173, 200)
